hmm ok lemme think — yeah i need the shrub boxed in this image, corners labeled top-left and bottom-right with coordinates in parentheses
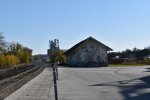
top-left (0, 55), bottom-right (20, 68)
top-left (5, 55), bottom-right (20, 67)
top-left (0, 55), bottom-right (6, 68)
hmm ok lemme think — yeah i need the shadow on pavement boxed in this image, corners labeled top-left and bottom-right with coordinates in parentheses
top-left (143, 68), bottom-right (150, 72)
top-left (89, 75), bottom-right (150, 100)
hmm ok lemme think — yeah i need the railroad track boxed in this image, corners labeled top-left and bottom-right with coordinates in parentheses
top-left (0, 64), bottom-right (46, 100)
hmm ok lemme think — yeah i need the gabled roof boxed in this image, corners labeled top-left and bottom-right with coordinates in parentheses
top-left (65, 37), bottom-right (112, 55)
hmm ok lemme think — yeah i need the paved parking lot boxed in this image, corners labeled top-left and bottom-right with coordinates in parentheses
top-left (50, 66), bottom-right (150, 100)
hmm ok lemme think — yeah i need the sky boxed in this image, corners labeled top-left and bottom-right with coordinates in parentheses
top-left (0, 0), bottom-right (150, 55)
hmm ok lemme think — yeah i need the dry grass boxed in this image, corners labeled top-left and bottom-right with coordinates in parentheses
top-left (108, 64), bottom-right (146, 67)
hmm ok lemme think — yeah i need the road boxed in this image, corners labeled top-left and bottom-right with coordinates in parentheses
top-left (4, 66), bottom-right (150, 100)
top-left (50, 66), bottom-right (150, 100)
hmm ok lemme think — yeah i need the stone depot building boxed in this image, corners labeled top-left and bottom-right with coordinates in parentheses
top-left (65, 37), bottom-right (112, 67)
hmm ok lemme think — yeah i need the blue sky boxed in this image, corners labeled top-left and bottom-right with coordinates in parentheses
top-left (0, 0), bottom-right (150, 54)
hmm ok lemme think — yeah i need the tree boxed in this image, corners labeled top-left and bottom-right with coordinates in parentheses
top-left (7, 42), bottom-right (23, 55)
top-left (0, 33), bottom-right (6, 54)
top-left (0, 33), bottom-right (33, 68)
top-left (50, 50), bottom-right (66, 64)
top-left (6, 42), bottom-right (32, 63)
top-left (21, 47), bottom-right (32, 63)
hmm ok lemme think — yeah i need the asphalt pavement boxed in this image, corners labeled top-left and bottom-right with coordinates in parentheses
top-left (50, 66), bottom-right (150, 100)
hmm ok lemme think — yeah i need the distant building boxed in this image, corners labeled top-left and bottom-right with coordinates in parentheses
top-left (65, 37), bottom-right (112, 67)
top-left (47, 39), bottom-right (60, 57)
